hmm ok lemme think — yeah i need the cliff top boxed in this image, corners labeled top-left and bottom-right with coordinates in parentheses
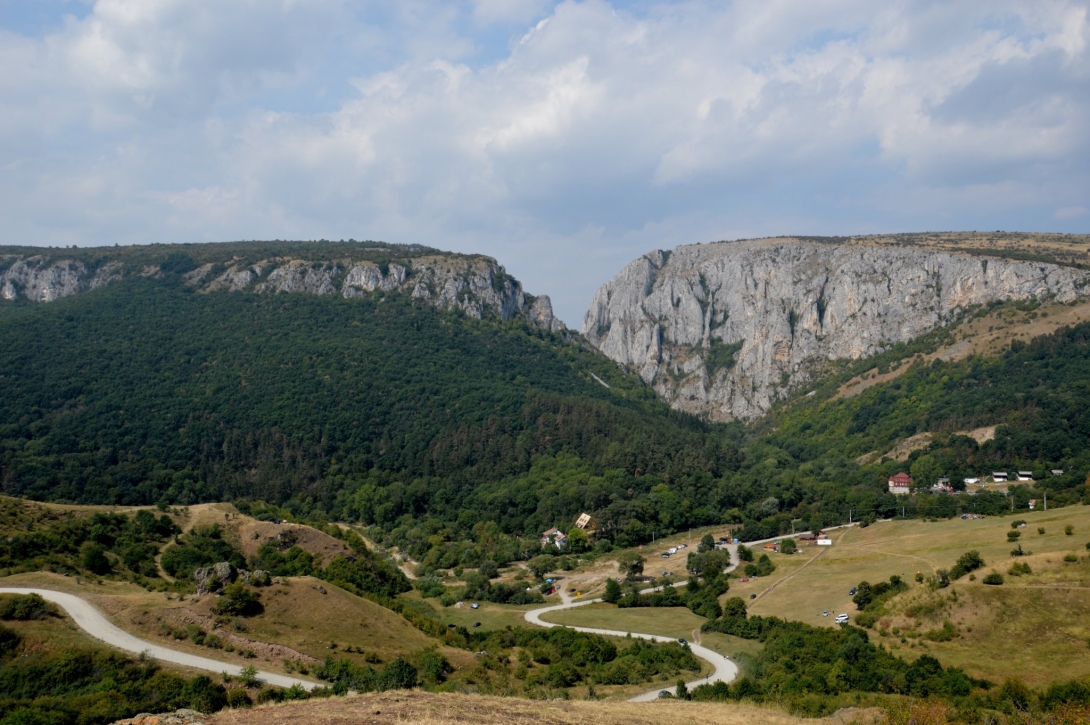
top-left (0, 239), bottom-right (484, 270)
top-left (676, 231), bottom-right (1090, 270)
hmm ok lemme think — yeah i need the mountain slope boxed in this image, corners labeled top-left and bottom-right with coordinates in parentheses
top-left (0, 242), bottom-right (736, 542)
top-left (583, 234), bottom-right (1090, 421)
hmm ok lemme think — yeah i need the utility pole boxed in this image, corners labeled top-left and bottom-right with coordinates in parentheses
top-left (849, 510), bottom-right (853, 524)
top-left (1044, 492), bottom-right (1047, 511)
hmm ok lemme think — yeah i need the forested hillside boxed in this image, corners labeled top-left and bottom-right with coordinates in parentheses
top-left (5, 243), bottom-right (1090, 562)
top-left (0, 269), bottom-right (739, 542)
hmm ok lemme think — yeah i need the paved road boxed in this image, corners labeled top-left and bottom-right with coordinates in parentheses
top-left (524, 544), bottom-right (742, 702)
top-left (0, 587), bottom-right (319, 691)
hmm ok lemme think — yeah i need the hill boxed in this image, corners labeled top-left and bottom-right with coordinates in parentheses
top-left (0, 242), bottom-right (738, 550)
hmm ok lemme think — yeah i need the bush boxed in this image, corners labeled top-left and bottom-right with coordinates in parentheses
top-left (226, 688), bottom-right (253, 708)
top-left (80, 542), bottom-right (111, 575)
top-left (1009, 561), bottom-right (1032, 576)
top-left (239, 665), bottom-right (259, 687)
top-left (1066, 525), bottom-right (1075, 536)
top-left (184, 675), bottom-right (229, 713)
top-left (949, 550), bottom-right (985, 580)
top-left (737, 545), bottom-right (754, 562)
top-left (211, 583), bottom-right (262, 616)
top-left (983, 573), bottom-right (1004, 585)
top-left (0, 593), bottom-right (59, 620)
top-left (1039, 527), bottom-right (1046, 535)
top-left (602, 578), bottom-right (622, 604)
top-left (1007, 531), bottom-right (1021, 542)
top-left (1011, 520), bottom-right (1026, 529)
top-left (1064, 553), bottom-right (1078, 563)
top-left (779, 539), bottom-right (797, 555)
top-left (0, 622), bottom-right (20, 655)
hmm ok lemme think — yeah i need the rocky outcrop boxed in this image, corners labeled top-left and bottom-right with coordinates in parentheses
top-left (193, 562), bottom-right (270, 595)
top-left (584, 239), bottom-right (1090, 421)
top-left (0, 250), bottom-right (566, 331)
top-left (0, 257), bottom-right (122, 302)
top-left (110, 709), bottom-right (207, 725)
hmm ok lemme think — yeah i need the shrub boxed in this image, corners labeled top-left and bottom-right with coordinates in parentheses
top-left (602, 578), bottom-right (622, 604)
top-left (0, 622), bottom-right (20, 655)
top-left (1064, 553), bottom-right (1078, 563)
top-left (187, 624), bottom-right (206, 645)
top-left (1011, 520), bottom-right (1026, 529)
top-left (1007, 531), bottom-right (1021, 542)
top-left (1039, 527), bottom-right (1046, 535)
top-left (80, 542), bottom-right (112, 574)
top-left (1011, 544), bottom-right (1026, 557)
top-left (737, 545), bottom-right (754, 562)
top-left (0, 593), bottom-right (59, 620)
top-left (239, 665), bottom-right (259, 687)
top-left (779, 539), bottom-right (797, 555)
top-left (983, 573), bottom-right (1004, 585)
top-left (949, 550), bottom-right (985, 580)
top-left (1066, 525), bottom-right (1075, 536)
top-left (184, 675), bottom-right (229, 713)
top-left (211, 583), bottom-right (262, 616)
top-left (1009, 561), bottom-right (1032, 576)
top-left (226, 688), bottom-right (253, 708)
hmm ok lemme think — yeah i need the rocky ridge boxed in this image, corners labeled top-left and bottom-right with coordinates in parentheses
top-left (583, 238), bottom-right (1090, 421)
top-left (0, 252), bottom-right (565, 332)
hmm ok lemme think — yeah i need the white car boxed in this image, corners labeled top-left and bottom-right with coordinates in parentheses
top-left (835, 613), bottom-right (849, 624)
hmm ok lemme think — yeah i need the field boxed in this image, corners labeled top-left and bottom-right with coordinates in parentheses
top-left (545, 505), bottom-right (1090, 688)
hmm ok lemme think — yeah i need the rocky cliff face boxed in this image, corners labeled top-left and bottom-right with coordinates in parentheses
top-left (0, 252), bottom-right (565, 332)
top-left (583, 239), bottom-right (1090, 421)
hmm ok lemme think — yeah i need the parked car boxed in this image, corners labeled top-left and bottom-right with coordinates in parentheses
top-left (849, 587), bottom-right (857, 596)
top-left (677, 544), bottom-right (687, 549)
top-left (447, 623), bottom-right (456, 628)
top-left (740, 577), bottom-right (749, 582)
top-left (473, 621), bottom-right (481, 627)
top-left (678, 638), bottom-right (688, 645)
top-left (661, 553), bottom-right (671, 558)
top-left (658, 690), bottom-right (670, 698)
top-left (823, 611), bottom-right (829, 617)
top-left (749, 594), bottom-right (756, 599)
top-left (835, 614), bottom-right (849, 624)
top-left (470, 602), bottom-right (480, 609)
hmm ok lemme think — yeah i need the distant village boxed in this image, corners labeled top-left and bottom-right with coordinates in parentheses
top-left (888, 469), bottom-right (1063, 509)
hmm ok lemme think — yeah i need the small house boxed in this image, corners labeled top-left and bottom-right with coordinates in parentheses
top-left (798, 533), bottom-right (817, 543)
top-left (888, 472), bottom-right (913, 495)
top-left (964, 477), bottom-right (980, 485)
top-left (816, 538), bottom-right (833, 546)
top-left (574, 513), bottom-right (593, 530)
top-left (1052, 469), bottom-right (1064, 476)
top-left (1017, 471), bottom-right (1034, 482)
top-left (931, 477), bottom-right (953, 494)
top-left (992, 472), bottom-right (1008, 482)
top-left (1029, 499), bottom-right (1037, 510)
top-left (763, 542), bottom-right (779, 552)
top-left (541, 527), bottom-right (568, 549)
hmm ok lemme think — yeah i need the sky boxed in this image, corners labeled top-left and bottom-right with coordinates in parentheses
top-left (1, 0), bottom-right (1088, 326)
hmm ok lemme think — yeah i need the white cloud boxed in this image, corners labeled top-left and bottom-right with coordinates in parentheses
top-left (0, 0), bottom-right (1088, 325)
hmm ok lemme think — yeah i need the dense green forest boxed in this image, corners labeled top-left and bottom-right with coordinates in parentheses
top-left (5, 244), bottom-right (1090, 564)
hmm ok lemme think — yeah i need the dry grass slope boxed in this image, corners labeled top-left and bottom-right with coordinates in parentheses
top-left (207, 691), bottom-right (865, 725)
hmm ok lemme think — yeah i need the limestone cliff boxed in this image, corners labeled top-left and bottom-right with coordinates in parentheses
top-left (0, 250), bottom-right (565, 332)
top-left (583, 238), bottom-right (1090, 421)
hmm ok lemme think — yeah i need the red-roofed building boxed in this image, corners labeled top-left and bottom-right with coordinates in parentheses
top-left (888, 472), bottom-right (913, 495)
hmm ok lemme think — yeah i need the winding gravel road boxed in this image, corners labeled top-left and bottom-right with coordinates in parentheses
top-left (0, 587), bottom-right (319, 691)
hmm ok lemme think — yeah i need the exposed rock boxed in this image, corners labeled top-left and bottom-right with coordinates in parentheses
top-left (194, 562), bottom-right (271, 594)
top-left (584, 238), bottom-right (1090, 421)
top-left (239, 569), bottom-right (271, 587)
top-left (0, 249), bottom-right (566, 332)
top-left (110, 708), bottom-right (207, 725)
